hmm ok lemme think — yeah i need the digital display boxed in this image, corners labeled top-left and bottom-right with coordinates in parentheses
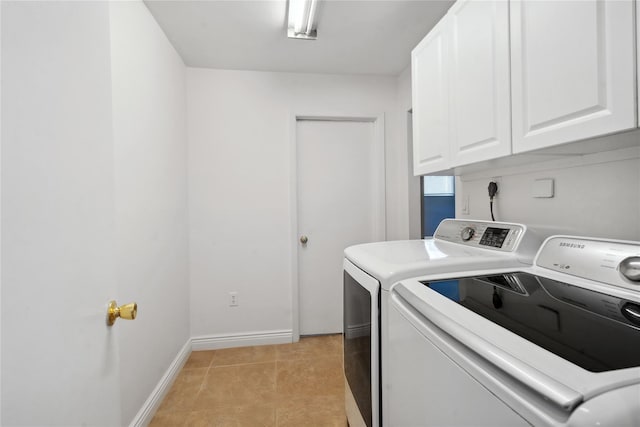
top-left (479, 227), bottom-right (510, 248)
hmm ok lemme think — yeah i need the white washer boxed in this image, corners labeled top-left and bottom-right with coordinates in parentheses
top-left (388, 235), bottom-right (640, 426)
top-left (343, 219), bottom-right (548, 427)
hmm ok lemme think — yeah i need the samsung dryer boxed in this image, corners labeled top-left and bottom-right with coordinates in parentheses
top-left (343, 219), bottom-right (548, 427)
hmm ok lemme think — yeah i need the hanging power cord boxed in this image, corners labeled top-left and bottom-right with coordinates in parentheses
top-left (488, 181), bottom-right (498, 221)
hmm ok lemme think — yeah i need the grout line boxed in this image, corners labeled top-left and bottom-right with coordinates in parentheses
top-left (209, 360), bottom-right (278, 368)
top-left (274, 359), bottom-right (279, 427)
top-left (198, 365), bottom-right (209, 392)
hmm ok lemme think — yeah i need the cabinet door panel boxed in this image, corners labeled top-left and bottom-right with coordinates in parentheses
top-left (412, 17), bottom-right (450, 175)
top-left (511, 0), bottom-right (635, 153)
top-left (449, 0), bottom-right (511, 166)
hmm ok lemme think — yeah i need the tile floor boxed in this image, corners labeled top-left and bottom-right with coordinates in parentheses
top-left (150, 334), bottom-right (346, 427)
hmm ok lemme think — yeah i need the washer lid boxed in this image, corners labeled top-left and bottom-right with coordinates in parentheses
top-left (393, 277), bottom-right (640, 405)
top-left (423, 272), bottom-right (640, 373)
top-left (345, 239), bottom-right (525, 289)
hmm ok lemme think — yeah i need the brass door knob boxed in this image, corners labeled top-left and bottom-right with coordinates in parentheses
top-left (107, 300), bottom-right (137, 326)
top-left (300, 235), bottom-right (308, 244)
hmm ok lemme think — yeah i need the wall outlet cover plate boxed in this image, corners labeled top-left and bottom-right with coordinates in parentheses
top-left (532, 178), bottom-right (554, 198)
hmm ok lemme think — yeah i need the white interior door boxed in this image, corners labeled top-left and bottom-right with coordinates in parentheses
top-left (1, 2), bottom-right (122, 425)
top-left (296, 119), bottom-right (384, 335)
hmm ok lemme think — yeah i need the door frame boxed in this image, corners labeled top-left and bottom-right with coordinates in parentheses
top-left (289, 112), bottom-right (386, 342)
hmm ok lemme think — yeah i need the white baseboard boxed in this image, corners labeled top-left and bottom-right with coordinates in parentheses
top-left (191, 329), bottom-right (293, 351)
top-left (129, 339), bottom-right (191, 427)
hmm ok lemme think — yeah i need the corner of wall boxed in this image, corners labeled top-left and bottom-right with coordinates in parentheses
top-left (128, 339), bottom-right (192, 427)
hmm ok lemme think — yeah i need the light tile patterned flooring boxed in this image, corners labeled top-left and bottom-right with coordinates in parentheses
top-left (150, 334), bottom-right (346, 427)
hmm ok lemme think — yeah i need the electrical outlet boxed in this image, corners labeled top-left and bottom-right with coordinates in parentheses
top-left (462, 195), bottom-right (470, 215)
top-left (229, 292), bottom-right (238, 307)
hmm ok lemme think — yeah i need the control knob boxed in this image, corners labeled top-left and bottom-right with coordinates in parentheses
top-left (461, 227), bottom-right (475, 241)
top-left (620, 256), bottom-right (640, 282)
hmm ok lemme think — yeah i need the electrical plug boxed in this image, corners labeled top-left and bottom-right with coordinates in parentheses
top-left (488, 182), bottom-right (498, 201)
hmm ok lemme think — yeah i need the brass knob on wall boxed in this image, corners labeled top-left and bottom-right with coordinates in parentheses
top-left (107, 301), bottom-right (137, 326)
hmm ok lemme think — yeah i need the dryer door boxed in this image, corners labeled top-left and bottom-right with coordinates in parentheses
top-left (343, 259), bottom-right (380, 427)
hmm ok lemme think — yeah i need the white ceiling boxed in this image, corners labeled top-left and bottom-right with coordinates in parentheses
top-left (144, 0), bottom-right (454, 76)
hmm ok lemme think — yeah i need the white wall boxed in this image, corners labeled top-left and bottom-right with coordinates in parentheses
top-left (1, 1), bottom-right (190, 424)
top-left (396, 66), bottom-right (422, 239)
top-left (109, 2), bottom-right (189, 424)
top-left (1, 3), bottom-right (4, 421)
top-left (1, 2), bottom-right (121, 425)
top-left (187, 68), bottom-right (403, 338)
top-left (455, 146), bottom-right (640, 240)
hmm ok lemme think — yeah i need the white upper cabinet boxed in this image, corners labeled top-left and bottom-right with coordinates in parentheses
top-left (412, 16), bottom-right (451, 175)
top-left (449, 0), bottom-right (511, 166)
top-left (510, 0), bottom-right (636, 154)
top-left (411, 0), bottom-right (638, 176)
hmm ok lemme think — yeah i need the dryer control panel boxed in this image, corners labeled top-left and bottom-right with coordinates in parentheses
top-left (434, 219), bottom-right (526, 252)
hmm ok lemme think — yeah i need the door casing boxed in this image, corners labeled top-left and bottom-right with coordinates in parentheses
top-left (289, 112), bottom-right (386, 341)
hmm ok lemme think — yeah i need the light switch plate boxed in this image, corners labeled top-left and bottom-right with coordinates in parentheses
top-left (532, 179), bottom-right (554, 198)
top-left (462, 195), bottom-right (470, 214)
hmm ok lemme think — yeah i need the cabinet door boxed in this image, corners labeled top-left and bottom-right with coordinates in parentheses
top-left (511, 0), bottom-right (636, 153)
top-left (412, 16), bottom-right (450, 175)
top-left (449, 0), bottom-right (511, 166)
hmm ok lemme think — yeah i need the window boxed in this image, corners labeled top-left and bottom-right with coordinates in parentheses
top-left (424, 176), bottom-right (455, 196)
top-left (422, 176), bottom-right (455, 237)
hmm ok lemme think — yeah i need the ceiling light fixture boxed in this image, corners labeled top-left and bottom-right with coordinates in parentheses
top-left (287, 0), bottom-right (319, 40)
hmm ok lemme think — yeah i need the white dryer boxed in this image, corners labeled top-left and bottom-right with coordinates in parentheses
top-left (387, 235), bottom-right (640, 426)
top-left (343, 219), bottom-right (549, 427)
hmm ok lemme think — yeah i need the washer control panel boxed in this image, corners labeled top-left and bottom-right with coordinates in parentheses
top-left (434, 219), bottom-right (525, 252)
top-left (536, 236), bottom-right (640, 291)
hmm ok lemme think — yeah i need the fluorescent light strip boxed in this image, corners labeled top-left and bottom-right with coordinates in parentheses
top-left (288, 0), bottom-right (318, 40)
